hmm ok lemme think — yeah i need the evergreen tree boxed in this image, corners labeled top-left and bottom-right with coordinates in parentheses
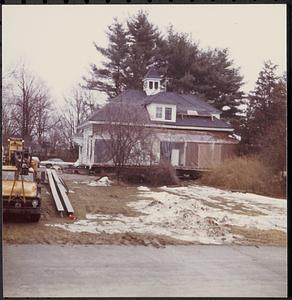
top-left (240, 61), bottom-right (286, 174)
top-left (194, 48), bottom-right (244, 121)
top-left (83, 18), bottom-right (129, 98)
top-left (241, 61), bottom-right (280, 153)
top-left (160, 28), bottom-right (199, 93)
top-left (157, 28), bottom-right (244, 123)
top-left (126, 10), bottom-right (161, 89)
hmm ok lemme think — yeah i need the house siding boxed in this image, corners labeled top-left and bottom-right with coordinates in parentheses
top-left (81, 126), bottom-right (237, 170)
top-left (186, 142), bottom-right (236, 169)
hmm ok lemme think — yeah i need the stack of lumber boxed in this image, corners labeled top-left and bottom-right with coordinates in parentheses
top-left (46, 169), bottom-right (74, 217)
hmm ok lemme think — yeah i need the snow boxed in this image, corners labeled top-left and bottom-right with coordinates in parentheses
top-left (87, 176), bottom-right (113, 187)
top-left (222, 105), bottom-right (231, 111)
top-left (137, 186), bottom-right (150, 191)
top-left (232, 133), bottom-right (241, 141)
top-left (47, 184), bottom-right (286, 245)
top-left (73, 159), bottom-right (80, 167)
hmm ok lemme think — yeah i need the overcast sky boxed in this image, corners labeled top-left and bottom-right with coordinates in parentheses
top-left (2, 4), bottom-right (286, 106)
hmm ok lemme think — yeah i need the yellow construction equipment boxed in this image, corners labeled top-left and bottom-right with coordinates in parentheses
top-left (2, 138), bottom-right (41, 222)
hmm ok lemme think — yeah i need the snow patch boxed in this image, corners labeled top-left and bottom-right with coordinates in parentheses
top-left (222, 105), bottom-right (231, 111)
top-left (87, 176), bottom-right (113, 187)
top-left (137, 186), bottom-right (150, 191)
top-left (47, 184), bottom-right (286, 244)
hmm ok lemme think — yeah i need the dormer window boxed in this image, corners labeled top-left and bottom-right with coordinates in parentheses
top-left (165, 107), bottom-right (172, 120)
top-left (147, 103), bottom-right (176, 122)
top-left (156, 106), bottom-right (163, 118)
top-left (149, 81), bottom-right (153, 89)
top-left (154, 82), bottom-right (159, 89)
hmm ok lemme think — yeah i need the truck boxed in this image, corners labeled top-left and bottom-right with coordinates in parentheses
top-left (2, 138), bottom-right (41, 222)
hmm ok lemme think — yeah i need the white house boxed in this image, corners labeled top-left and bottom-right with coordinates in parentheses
top-left (74, 67), bottom-right (238, 170)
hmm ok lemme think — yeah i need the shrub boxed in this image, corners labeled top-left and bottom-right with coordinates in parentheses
top-left (201, 155), bottom-right (285, 197)
top-left (122, 161), bottom-right (179, 186)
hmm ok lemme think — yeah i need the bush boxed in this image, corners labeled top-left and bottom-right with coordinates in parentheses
top-left (122, 161), bottom-right (179, 186)
top-left (200, 155), bottom-right (285, 197)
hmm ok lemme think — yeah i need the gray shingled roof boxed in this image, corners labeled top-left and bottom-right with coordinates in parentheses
top-left (143, 92), bottom-right (221, 115)
top-left (83, 89), bottom-right (232, 130)
top-left (87, 90), bottom-right (146, 122)
top-left (144, 67), bottom-right (161, 79)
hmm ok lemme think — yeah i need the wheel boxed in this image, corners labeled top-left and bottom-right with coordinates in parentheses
top-left (30, 214), bottom-right (41, 222)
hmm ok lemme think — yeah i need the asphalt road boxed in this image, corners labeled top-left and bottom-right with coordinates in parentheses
top-left (3, 245), bottom-right (287, 297)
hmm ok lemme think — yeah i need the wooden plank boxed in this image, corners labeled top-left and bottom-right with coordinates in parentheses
top-left (186, 143), bottom-right (199, 168)
top-left (47, 169), bottom-right (65, 213)
top-left (59, 176), bottom-right (69, 193)
top-left (51, 170), bottom-right (74, 214)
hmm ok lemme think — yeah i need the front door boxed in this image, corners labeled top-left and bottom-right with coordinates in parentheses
top-left (171, 149), bottom-right (180, 166)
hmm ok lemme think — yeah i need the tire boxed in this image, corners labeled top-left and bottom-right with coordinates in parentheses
top-left (30, 214), bottom-right (41, 222)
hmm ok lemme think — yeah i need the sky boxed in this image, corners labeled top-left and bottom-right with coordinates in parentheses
top-left (2, 4), bottom-right (286, 107)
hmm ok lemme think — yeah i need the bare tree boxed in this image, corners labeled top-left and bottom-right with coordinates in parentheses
top-left (96, 100), bottom-right (154, 181)
top-left (34, 83), bottom-right (53, 147)
top-left (2, 76), bottom-right (18, 143)
top-left (64, 87), bottom-right (99, 126)
top-left (8, 64), bottom-right (52, 146)
top-left (60, 86), bottom-right (100, 154)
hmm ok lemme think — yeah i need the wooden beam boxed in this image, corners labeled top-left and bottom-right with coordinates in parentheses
top-left (51, 170), bottom-right (74, 215)
top-left (47, 169), bottom-right (65, 215)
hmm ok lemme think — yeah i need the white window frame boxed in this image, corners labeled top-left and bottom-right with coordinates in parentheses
top-left (165, 107), bottom-right (172, 121)
top-left (156, 106), bottom-right (163, 119)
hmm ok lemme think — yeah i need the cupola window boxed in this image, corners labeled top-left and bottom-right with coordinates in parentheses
top-left (143, 67), bottom-right (163, 96)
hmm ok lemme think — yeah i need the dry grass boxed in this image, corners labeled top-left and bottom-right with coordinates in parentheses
top-left (201, 156), bottom-right (285, 197)
top-left (229, 225), bottom-right (287, 246)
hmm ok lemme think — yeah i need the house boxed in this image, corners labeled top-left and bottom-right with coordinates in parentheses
top-left (74, 67), bottom-right (238, 171)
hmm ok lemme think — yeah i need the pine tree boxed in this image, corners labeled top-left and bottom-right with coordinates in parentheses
top-left (240, 61), bottom-right (286, 175)
top-left (126, 10), bottom-right (161, 89)
top-left (83, 18), bottom-right (129, 99)
top-left (259, 75), bottom-right (286, 174)
top-left (241, 61), bottom-right (280, 153)
top-left (160, 28), bottom-right (199, 94)
top-left (158, 28), bottom-right (244, 123)
top-left (194, 48), bottom-right (244, 121)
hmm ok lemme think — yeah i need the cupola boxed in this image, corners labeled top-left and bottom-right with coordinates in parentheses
top-left (143, 67), bottom-right (163, 96)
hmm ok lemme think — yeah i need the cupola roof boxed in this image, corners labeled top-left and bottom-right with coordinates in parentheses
top-left (144, 67), bottom-right (161, 79)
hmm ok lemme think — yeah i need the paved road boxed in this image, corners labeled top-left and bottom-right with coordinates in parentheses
top-left (3, 245), bottom-right (287, 297)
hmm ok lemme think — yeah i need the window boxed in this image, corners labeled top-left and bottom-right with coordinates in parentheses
top-left (2, 171), bottom-right (15, 180)
top-left (149, 81), bottom-right (153, 89)
top-left (165, 107), bottom-right (172, 120)
top-left (156, 106), bottom-right (163, 118)
top-left (22, 172), bottom-right (34, 182)
top-left (154, 82), bottom-right (159, 89)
